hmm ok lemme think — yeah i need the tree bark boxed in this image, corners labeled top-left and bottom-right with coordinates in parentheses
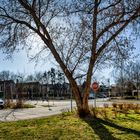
top-left (70, 81), bottom-right (90, 117)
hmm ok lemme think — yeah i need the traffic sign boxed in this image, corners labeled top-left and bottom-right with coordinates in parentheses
top-left (92, 82), bottom-right (99, 91)
top-left (91, 82), bottom-right (99, 112)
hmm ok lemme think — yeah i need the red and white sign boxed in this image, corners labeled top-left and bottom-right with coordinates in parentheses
top-left (92, 82), bottom-right (99, 91)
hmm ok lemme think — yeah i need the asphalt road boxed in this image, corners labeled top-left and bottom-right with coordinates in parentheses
top-left (0, 98), bottom-right (139, 122)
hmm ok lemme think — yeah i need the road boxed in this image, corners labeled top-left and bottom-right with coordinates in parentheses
top-left (0, 98), bottom-right (139, 122)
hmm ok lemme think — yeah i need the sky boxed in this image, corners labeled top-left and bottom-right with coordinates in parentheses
top-left (0, 38), bottom-right (139, 84)
top-left (0, 50), bottom-right (55, 74)
top-left (0, 1), bottom-right (139, 84)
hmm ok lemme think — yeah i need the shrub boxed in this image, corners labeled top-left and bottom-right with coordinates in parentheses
top-left (4, 101), bottom-right (35, 109)
top-left (104, 103), bottom-right (109, 108)
top-left (4, 100), bottom-right (15, 109)
top-left (100, 109), bottom-right (108, 119)
top-left (133, 104), bottom-right (140, 114)
top-left (90, 107), bottom-right (98, 118)
top-left (122, 104), bottom-right (129, 116)
top-left (118, 104), bottom-right (123, 110)
top-left (126, 103), bottom-right (134, 110)
top-left (112, 103), bottom-right (117, 108)
top-left (15, 100), bottom-right (24, 108)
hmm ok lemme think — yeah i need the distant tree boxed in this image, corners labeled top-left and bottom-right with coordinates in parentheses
top-left (42, 71), bottom-right (48, 84)
top-left (25, 74), bottom-right (34, 82)
top-left (57, 70), bottom-right (64, 84)
top-left (0, 0), bottom-right (140, 116)
top-left (128, 62), bottom-right (140, 99)
top-left (50, 68), bottom-right (56, 85)
top-left (34, 72), bottom-right (42, 82)
top-left (16, 72), bottom-right (26, 82)
top-left (0, 70), bottom-right (11, 80)
top-left (0, 70), bottom-right (18, 82)
top-left (114, 61), bottom-right (140, 97)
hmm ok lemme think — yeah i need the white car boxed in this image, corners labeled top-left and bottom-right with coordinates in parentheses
top-left (0, 99), bottom-right (4, 109)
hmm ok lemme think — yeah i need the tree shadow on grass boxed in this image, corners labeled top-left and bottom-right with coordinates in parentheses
top-left (83, 117), bottom-right (140, 140)
top-left (117, 115), bottom-right (140, 123)
top-left (83, 117), bottom-right (119, 140)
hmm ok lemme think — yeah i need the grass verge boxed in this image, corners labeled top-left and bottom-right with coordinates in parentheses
top-left (0, 108), bottom-right (140, 140)
top-left (4, 102), bottom-right (35, 109)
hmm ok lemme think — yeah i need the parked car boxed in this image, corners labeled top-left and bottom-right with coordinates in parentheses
top-left (97, 93), bottom-right (107, 98)
top-left (0, 99), bottom-right (4, 109)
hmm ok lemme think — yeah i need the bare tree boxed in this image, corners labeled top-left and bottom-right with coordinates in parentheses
top-left (25, 74), bottom-right (35, 82)
top-left (129, 61), bottom-right (140, 99)
top-left (0, 0), bottom-right (140, 116)
top-left (34, 72), bottom-right (43, 82)
top-left (0, 70), bottom-right (15, 81)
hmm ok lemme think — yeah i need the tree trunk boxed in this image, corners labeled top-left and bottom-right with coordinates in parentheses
top-left (70, 80), bottom-right (90, 117)
top-left (75, 98), bottom-right (90, 117)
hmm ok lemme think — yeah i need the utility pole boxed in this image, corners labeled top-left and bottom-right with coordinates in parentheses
top-left (120, 59), bottom-right (124, 98)
top-left (70, 90), bottom-right (73, 112)
top-left (108, 79), bottom-right (111, 98)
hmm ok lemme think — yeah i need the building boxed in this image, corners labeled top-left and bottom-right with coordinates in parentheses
top-left (0, 80), bottom-right (72, 100)
top-left (47, 83), bottom-right (71, 99)
top-left (0, 80), bottom-right (15, 99)
top-left (18, 82), bottom-right (42, 100)
top-left (132, 90), bottom-right (140, 99)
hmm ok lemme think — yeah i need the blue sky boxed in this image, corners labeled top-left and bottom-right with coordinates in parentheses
top-left (0, 38), bottom-right (140, 83)
top-left (0, 49), bottom-right (55, 74)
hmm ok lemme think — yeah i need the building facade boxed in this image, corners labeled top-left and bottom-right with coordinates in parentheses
top-left (0, 80), bottom-right (15, 99)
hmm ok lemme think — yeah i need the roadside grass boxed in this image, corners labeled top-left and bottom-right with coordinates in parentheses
top-left (4, 102), bottom-right (35, 109)
top-left (41, 105), bottom-right (54, 107)
top-left (0, 108), bottom-right (140, 140)
top-left (21, 104), bottom-right (36, 108)
top-left (4, 100), bottom-right (36, 109)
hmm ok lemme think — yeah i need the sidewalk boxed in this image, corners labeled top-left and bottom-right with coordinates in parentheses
top-left (0, 100), bottom-right (76, 122)
top-left (0, 99), bottom-right (139, 122)
top-left (0, 106), bottom-right (62, 122)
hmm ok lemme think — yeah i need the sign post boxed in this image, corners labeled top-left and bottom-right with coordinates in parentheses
top-left (92, 82), bottom-right (99, 110)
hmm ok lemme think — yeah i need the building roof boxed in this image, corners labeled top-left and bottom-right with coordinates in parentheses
top-left (0, 80), bottom-right (15, 84)
top-left (19, 81), bottom-right (41, 85)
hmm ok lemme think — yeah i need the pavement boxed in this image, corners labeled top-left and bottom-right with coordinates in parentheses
top-left (0, 100), bottom-right (75, 122)
top-left (0, 98), bottom-right (139, 122)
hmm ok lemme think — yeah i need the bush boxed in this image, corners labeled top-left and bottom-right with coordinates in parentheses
top-left (124, 96), bottom-right (136, 99)
top-left (133, 104), bottom-right (140, 114)
top-left (4, 101), bottom-right (15, 109)
top-left (112, 103), bottom-right (117, 108)
top-left (118, 104), bottom-right (123, 110)
top-left (4, 101), bottom-right (35, 109)
top-left (103, 103), bottom-right (109, 108)
top-left (13, 103), bottom-right (35, 109)
top-left (15, 100), bottom-right (24, 108)
top-left (90, 107), bottom-right (98, 118)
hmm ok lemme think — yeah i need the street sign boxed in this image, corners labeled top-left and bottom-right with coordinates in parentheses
top-left (92, 82), bottom-right (99, 92)
top-left (91, 82), bottom-right (99, 114)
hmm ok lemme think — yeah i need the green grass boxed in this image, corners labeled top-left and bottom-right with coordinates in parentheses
top-left (0, 110), bottom-right (140, 140)
top-left (22, 104), bottom-right (36, 108)
top-left (41, 105), bottom-right (54, 107)
top-left (4, 102), bottom-right (35, 109)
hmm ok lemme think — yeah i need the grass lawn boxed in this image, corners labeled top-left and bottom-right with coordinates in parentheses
top-left (0, 108), bottom-right (140, 140)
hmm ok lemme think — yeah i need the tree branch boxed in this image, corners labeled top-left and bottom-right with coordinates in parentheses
top-left (97, 7), bottom-right (140, 57)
